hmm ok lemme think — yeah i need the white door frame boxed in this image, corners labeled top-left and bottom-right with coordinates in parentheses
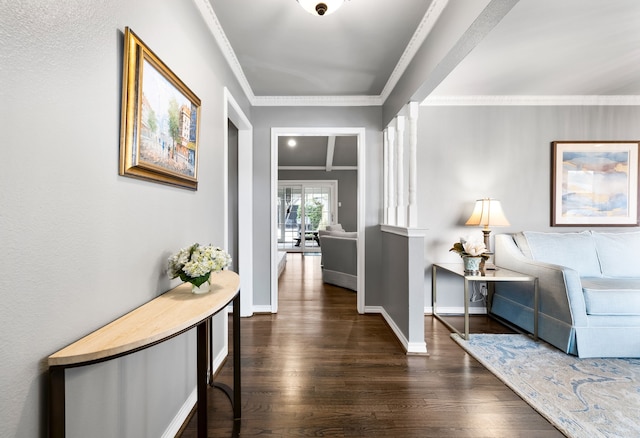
top-left (271, 127), bottom-right (366, 314)
top-left (224, 88), bottom-right (253, 317)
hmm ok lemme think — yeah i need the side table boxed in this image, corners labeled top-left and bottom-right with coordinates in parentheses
top-left (432, 263), bottom-right (538, 340)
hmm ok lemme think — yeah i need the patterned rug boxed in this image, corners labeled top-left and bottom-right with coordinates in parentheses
top-left (451, 334), bottom-right (640, 438)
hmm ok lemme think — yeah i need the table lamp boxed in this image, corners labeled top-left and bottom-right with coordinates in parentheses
top-left (465, 198), bottom-right (510, 266)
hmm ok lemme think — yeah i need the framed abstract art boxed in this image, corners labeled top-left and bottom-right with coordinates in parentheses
top-left (551, 141), bottom-right (639, 226)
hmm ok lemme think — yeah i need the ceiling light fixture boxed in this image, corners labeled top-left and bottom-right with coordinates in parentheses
top-left (288, 139), bottom-right (297, 147)
top-left (297, 0), bottom-right (344, 16)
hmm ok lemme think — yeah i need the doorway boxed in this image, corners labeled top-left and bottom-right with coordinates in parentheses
top-left (224, 88), bottom-right (253, 317)
top-left (270, 127), bottom-right (366, 314)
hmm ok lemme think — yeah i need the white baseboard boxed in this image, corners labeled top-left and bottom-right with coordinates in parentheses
top-left (365, 306), bottom-right (427, 354)
top-left (425, 306), bottom-right (487, 315)
top-left (252, 304), bottom-right (274, 313)
top-left (161, 388), bottom-right (196, 438)
top-left (161, 332), bottom-right (230, 437)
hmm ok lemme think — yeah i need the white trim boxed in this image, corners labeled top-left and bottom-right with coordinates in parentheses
top-left (251, 305), bottom-right (274, 314)
top-left (271, 127), bottom-right (366, 314)
top-left (366, 306), bottom-right (428, 354)
top-left (193, 0), bottom-right (254, 102)
top-left (380, 225), bottom-right (428, 238)
top-left (394, 116), bottom-right (406, 226)
top-left (379, 0), bottom-right (449, 103)
top-left (325, 136), bottom-right (335, 172)
top-left (193, 0), bottom-right (448, 107)
top-left (422, 95), bottom-right (640, 106)
top-left (160, 317), bottom-right (231, 437)
top-left (224, 88), bottom-right (254, 317)
top-left (429, 306), bottom-right (487, 315)
top-left (254, 95), bottom-right (382, 107)
top-left (196, 0), bottom-right (639, 109)
top-left (161, 387), bottom-right (197, 438)
top-left (278, 166), bottom-right (358, 171)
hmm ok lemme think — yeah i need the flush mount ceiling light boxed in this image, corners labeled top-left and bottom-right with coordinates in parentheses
top-left (297, 0), bottom-right (344, 16)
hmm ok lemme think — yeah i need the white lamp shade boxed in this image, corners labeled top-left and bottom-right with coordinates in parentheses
top-left (465, 198), bottom-right (510, 229)
top-left (297, 0), bottom-right (344, 16)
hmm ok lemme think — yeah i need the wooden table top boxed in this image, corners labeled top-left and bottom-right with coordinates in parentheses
top-left (48, 270), bottom-right (240, 367)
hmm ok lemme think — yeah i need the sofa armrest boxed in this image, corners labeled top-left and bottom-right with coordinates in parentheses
top-left (494, 234), bottom-right (587, 327)
top-left (319, 236), bottom-right (357, 276)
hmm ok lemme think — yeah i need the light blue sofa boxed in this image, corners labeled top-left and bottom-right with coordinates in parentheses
top-left (494, 231), bottom-right (640, 358)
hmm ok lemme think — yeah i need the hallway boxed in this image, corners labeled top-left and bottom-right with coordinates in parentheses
top-left (179, 253), bottom-right (561, 437)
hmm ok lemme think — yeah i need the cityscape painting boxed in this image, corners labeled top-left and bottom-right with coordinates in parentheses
top-left (119, 27), bottom-right (201, 189)
top-left (551, 141), bottom-right (639, 226)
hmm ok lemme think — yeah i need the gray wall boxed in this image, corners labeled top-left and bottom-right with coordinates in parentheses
top-left (381, 230), bottom-right (426, 349)
top-left (1, 1), bottom-right (249, 436)
top-left (252, 107), bottom-right (384, 308)
top-left (419, 105), bottom-right (640, 309)
top-left (278, 170), bottom-right (358, 232)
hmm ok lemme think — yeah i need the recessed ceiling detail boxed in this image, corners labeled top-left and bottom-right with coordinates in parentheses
top-left (200, 0), bottom-right (640, 106)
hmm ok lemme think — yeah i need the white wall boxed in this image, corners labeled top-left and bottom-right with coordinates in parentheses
top-left (419, 104), bottom-right (640, 309)
top-left (0, 1), bottom-right (249, 436)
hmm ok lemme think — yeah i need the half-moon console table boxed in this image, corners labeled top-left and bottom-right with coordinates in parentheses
top-left (48, 270), bottom-right (241, 438)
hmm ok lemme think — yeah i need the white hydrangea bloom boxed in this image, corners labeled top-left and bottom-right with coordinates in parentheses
top-left (167, 243), bottom-right (232, 283)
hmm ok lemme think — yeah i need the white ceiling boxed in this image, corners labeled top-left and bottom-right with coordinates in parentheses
top-left (431, 0), bottom-right (640, 98)
top-left (205, 0), bottom-right (640, 103)
top-left (203, 0), bottom-right (640, 166)
top-left (209, 0), bottom-right (433, 97)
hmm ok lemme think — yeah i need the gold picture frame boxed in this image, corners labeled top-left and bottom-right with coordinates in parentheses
top-left (119, 27), bottom-right (201, 190)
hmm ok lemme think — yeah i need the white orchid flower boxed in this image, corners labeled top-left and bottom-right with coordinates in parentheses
top-left (462, 238), bottom-right (487, 256)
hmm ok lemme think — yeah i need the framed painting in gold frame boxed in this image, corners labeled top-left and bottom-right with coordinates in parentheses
top-left (119, 27), bottom-right (201, 190)
top-left (551, 141), bottom-right (639, 226)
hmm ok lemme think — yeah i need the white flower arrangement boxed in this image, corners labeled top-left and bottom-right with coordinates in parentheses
top-left (449, 235), bottom-right (490, 259)
top-left (168, 243), bottom-right (232, 287)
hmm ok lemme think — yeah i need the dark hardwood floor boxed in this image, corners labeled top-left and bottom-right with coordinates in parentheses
top-left (179, 253), bottom-right (562, 437)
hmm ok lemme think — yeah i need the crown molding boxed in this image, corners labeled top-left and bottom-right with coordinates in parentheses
top-left (195, 0), bottom-right (640, 109)
top-left (253, 95), bottom-right (382, 107)
top-left (193, 0), bottom-right (440, 107)
top-left (193, 0), bottom-right (256, 103)
top-left (379, 0), bottom-right (449, 103)
top-left (422, 95), bottom-right (640, 106)
top-left (279, 166), bottom-right (358, 171)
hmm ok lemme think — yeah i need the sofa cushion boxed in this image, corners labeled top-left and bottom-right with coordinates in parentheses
top-left (522, 231), bottom-right (601, 277)
top-left (581, 278), bottom-right (640, 315)
top-left (592, 231), bottom-right (640, 278)
top-left (326, 224), bottom-right (344, 231)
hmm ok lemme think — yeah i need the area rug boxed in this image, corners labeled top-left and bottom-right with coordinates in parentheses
top-left (451, 333), bottom-right (640, 438)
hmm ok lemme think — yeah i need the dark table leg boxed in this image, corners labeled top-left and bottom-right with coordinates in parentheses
top-left (49, 366), bottom-right (65, 438)
top-left (197, 322), bottom-right (208, 438)
top-left (233, 293), bottom-right (241, 419)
